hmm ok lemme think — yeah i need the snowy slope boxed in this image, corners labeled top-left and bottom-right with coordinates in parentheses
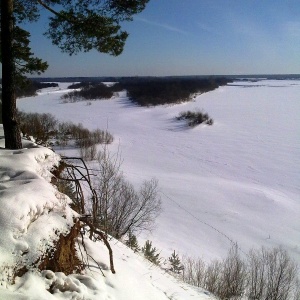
top-left (0, 126), bottom-right (215, 299)
top-left (17, 80), bottom-right (300, 265)
top-left (0, 132), bottom-right (76, 279)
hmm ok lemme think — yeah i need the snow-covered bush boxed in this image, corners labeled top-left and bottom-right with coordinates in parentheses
top-left (176, 110), bottom-right (214, 127)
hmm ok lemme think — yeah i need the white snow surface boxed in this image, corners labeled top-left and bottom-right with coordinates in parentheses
top-left (17, 80), bottom-right (300, 263)
top-left (0, 135), bottom-right (76, 272)
top-left (1, 79), bottom-right (298, 298)
top-left (0, 126), bottom-right (215, 299)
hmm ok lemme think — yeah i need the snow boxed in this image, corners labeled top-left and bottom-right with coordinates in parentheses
top-left (0, 135), bottom-right (76, 276)
top-left (0, 78), bottom-right (299, 298)
top-left (17, 79), bottom-right (300, 262)
top-left (0, 232), bottom-right (215, 299)
top-left (0, 89), bottom-right (217, 298)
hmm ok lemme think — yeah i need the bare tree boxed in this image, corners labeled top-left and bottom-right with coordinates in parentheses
top-left (181, 246), bottom-right (298, 300)
top-left (267, 248), bottom-right (297, 300)
top-left (247, 248), bottom-right (267, 299)
top-left (53, 148), bottom-right (161, 273)
top-left (218, 245), bottom-right (247, 300)
top-left (293, 278), bottom-right (300, 300)
top-left (204, 260), bottom-right (222, 295)
top-left (246, 247), bottom-right (298, 300)
top-left (182, 256), bottom-right (197, 286)
top-left (93, 149), bottom-right (161, 238)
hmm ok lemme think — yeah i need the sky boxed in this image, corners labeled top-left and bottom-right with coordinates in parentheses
top-left (22, 0), bottom-right (300, 77)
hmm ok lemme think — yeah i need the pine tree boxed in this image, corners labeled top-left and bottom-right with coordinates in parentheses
top-left (125, 231), bottom-right (140, 253)
top-left (168, 250), bottom-right (184, 274)
top-left (142, 240), bottom-right (161, 265)
top-left (1, 0), bottom-right (150, 149)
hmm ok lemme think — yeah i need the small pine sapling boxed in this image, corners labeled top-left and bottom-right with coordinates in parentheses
top-left (125, 231), bottom-right (140, 253)
top-left (142, 240), bottom-right (161, 265)
top-left (168, 250), bottom-right (184, 274)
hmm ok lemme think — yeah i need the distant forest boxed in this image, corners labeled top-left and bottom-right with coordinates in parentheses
top-left (120, 77), bottom-right (231, 106)
top-left (16, 81), bottom-right (59, 98)
top-left (61, 81), bottom-right (122, 102)
top-left (0, 82), bottom-right (58, 123)
top-left (61, 77), bottom-right (232, 106)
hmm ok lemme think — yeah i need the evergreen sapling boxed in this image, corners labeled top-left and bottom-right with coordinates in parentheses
top-left (125, 231), bottom-right (140, 253)
top-left (142, 240), bottom-right (161, 265)
top-left (168, 250), bottom-right (184, 274)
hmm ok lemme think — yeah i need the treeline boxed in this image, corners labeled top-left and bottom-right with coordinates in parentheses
top-left (0, 79), bottom-right (57, 101)
top-left (122, 77), bottom-right (231, 106)
top-left (16, 80), bottom-right (59, 98)
top-left (60, 77), bottom-right (232, 106)
top-left (61, 82), bottom-right (122, 102)
top-left (1, 81), bottom-right (59, 123)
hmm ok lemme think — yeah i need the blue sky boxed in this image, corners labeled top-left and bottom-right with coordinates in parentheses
top-left (24, 0), bottom-right (300, 77)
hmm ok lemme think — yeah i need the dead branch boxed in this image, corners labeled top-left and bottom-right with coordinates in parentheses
top-left (84, 220), bottom-right (116, 274)
top-left (55, 156), bottom-right (115, 274)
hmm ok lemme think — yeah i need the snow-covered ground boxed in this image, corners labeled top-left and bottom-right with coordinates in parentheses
top-left (1, 78), bottom-right (299, 298)
top-left (17, 79), bottom-right (300, 264)
top-left (0, 126), bottom-right (215, 299)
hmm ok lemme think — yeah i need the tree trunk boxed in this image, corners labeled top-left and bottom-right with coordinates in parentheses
top-left (1, 0), bottom-right (22, 149)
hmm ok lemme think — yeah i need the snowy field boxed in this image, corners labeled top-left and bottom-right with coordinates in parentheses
top-left (17, 79), bottom-right (300, 264)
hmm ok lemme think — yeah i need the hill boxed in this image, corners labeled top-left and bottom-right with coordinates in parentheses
top-left (0, 126), bottom-right (215, 299)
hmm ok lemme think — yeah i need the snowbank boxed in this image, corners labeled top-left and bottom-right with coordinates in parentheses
top-left (0, 126), bottom-right (76, 284)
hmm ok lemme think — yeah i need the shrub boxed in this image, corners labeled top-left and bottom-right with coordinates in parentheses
top-left (73, 124), bottom-right (113, 160)
top-left (246, 247), bottom-right (298, 300)
top-left (217, 246), bottom-right (247, 299)
top-left (176, 110), bottom-right (213, 127)
top-left (79, 141), bottom-right (98, 161)
top-left (17, 112), bottom-right (113, 150)
top-left (57, 148), bottom-right (162, 243)
top-left (18, 111), bottom-right (57, 144)
top-left (203, 260), bottom-right (222, 294)
top-left (181, 246), bottom-right (298, 300)
top-left (92, 129), bottom-right (114, 144)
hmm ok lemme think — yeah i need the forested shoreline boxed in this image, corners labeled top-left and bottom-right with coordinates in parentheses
top-left (20, 76), bottom-right (232, 106)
